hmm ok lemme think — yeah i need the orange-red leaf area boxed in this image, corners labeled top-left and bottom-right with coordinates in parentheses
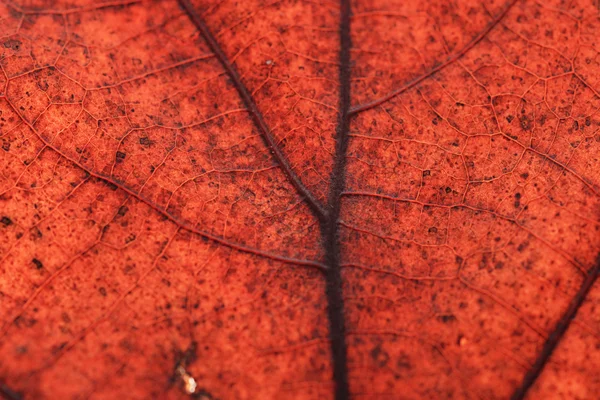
top-left (0, 0), bottom-right (598, 399)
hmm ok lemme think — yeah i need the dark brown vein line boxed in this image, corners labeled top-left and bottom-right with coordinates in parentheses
top-left (177, 0), bottom-right (328, 220)
top-left (1, 97), bottom-right (327, 272)
top-left (323, 0), bottom-right (352, 398)
top-left (511, 256), bottom-right (600, 400)
top-left (0, 383), bottom-right (22, 400)
top-left (348, 0), bottom-right (519, 115)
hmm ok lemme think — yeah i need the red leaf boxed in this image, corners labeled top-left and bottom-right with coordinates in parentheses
top-left (1, 0), bottom-right (599, 399)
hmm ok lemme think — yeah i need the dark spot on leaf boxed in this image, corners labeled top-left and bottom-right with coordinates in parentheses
top-left (519, 115), bottom-right (532, 131)
top-left (370, 343), bottom-right (390, 367)
top-left (437, 314), bottom-right (456, 323)
top-left (3, 39), bottom-right (21, 51)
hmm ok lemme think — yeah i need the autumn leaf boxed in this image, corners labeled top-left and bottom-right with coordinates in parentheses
top-left (0, 0), bottom-right (599, 399)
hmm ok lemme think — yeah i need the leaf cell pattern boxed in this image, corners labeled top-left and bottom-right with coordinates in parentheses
top-left (0, 0), bottom-right (598, 399)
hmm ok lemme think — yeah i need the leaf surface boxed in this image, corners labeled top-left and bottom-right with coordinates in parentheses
top-left (0, 0), bottom-right (598, 399)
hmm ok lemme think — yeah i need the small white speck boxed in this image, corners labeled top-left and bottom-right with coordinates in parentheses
top-left (265, 60), bottom-right (272, 65)
top-left (177, 365), bottom-right (197, 395)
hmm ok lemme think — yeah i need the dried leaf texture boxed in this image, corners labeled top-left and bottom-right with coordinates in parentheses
top-left (0, 1), bottom-right (331, 399)
top-left (0, 0), bottom-right (598, 399)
